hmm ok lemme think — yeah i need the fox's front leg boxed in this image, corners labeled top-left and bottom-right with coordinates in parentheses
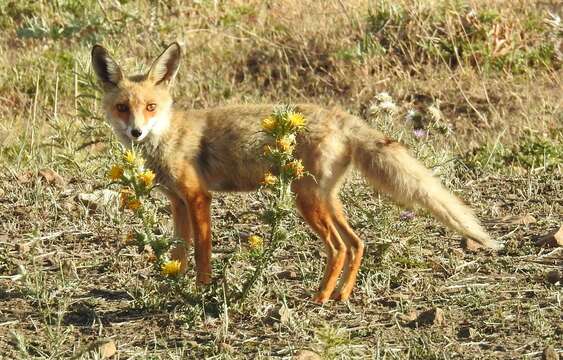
top-left (167, 193), bottom-right (193, 272)
top-left (184, 190), bottom-right (213, 285)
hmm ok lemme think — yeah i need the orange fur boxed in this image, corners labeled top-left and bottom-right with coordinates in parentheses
top-left (167, 194), bottom-right (192, 272)
top-left (92, 43), bottom-right (501, 304)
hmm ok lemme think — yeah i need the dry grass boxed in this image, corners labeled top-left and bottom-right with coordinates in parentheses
top-left (0, 0), bottom-right (561, 359)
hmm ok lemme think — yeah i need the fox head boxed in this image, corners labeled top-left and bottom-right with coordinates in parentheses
top-left (91, 43), bottom-right (181, 143)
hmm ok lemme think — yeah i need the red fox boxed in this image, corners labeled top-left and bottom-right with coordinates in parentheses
top-left (91, 43), bottom-right (501, 304)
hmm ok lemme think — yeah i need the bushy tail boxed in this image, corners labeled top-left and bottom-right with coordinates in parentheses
top-left (351, 127), bottom-right (501, 250)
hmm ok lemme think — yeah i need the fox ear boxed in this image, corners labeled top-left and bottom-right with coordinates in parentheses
top-left (91, 45), bottom-right (123, 89)
top-left (147, 42), bottom-right (181, 86)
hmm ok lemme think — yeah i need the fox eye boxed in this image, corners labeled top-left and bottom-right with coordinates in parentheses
top-left (116, 104), bottom-right (129, 113)
top-left (146, 103), bottom-right (157, 112)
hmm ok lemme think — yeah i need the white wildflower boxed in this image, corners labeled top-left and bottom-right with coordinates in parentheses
top-left (405, 109), bottom-right (418, 122)
top-left (369, 92), bottom-right (398, 117)
top-left (427, 103), bottom-right (442, 122)
top-left (379, 100), bottom-right (398, 114)
top-left (545, 11), bottom-right (561, 31)
top-left (376, 92), bottom-right (393, 103)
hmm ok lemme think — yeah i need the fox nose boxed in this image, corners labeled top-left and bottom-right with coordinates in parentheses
top-left (130, 128), bottom-right (142, 138)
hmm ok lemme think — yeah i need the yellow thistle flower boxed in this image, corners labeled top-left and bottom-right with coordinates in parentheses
top-left (137, 170), bottom-right (156, 187)
top-left (287, 112), bottom-right (306, 129)
top-left (124, 150), bottom-right (136, 164)
top-left (108, 165), bottom-right (124, 180)
top-left (262, 171), bottom-right (278, 186)
top-left (262, 116), bottom-right (277, 132)
top-left (276, 136), bottom-right (294, 153)
top-left (161, 260), bottom-right (182, 277)
top-left (248, 235), bottom-right (263, 250)
top-left (285, 160), bottom-right (305, 178)
top-left (125, 199), bottom-right (142, 211)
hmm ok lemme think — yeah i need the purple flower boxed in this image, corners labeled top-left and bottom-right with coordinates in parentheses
top-left (413, 128), bottom-right (427, 138)
top-left (400, 210), bottom-right (415, 221)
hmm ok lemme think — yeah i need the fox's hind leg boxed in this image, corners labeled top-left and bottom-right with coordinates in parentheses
top-left (329, 198), bottom-right (364, 301)
top-left (294, 181), bottom-right (347, 304)
top-left (168, 194), bottom-right (193, 272)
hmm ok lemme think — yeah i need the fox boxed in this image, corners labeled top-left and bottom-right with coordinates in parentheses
top-left (91, 42), bottom-right (501, 304)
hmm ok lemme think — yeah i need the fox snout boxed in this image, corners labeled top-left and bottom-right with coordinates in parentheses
top-left (126, 114), bottom-right (151, 142)
top-left (123, 111), bottom-right (165, 142)
top-left (130, 128), bottom-right (143, 139)
top-left (127, 124), bottom-right (147, 142)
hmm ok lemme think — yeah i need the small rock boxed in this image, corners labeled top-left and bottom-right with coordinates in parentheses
top-left (535, 226), bottom-right (563, 248)
top-left (185, 340), bottom-right (198, 348)
top-left (38, 168), bottom-right (65, 188)
top-left (542, 345), bottom-right (559, 360)
top-left (99, 340), bottom-right (116, 358)
top-left (546, 270), bottom-right (561, 285)
top-left (293, 350), bottom-right (321, 360)
top-left (409, 307), bottom-right (445, 327)
top-left (77, 189), bottom-right (119, 210)
top-left (238, 231), bottom-right (251, 241)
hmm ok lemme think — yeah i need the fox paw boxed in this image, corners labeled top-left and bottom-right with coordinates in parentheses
top-left (311, 293), bottom-right (330, 304)
top-left (196, 274), bottom-right (212, 286)
top-left (330, 291), bottom-right (350, 302)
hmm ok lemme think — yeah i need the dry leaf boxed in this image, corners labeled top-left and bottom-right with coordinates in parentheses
top-left (99, 340), bottom-right (116, 358)
top-left (293, 350), bottom-right (321, 360)
top-left (462, 238), bottom-right (484, 252)
top-left (17, 171), bottom-right (33, 184)
top-left (265, 304), bottom-right (291, 325)
top-left (399, 309), bottom-right (418, 323)
top-left (535, 226), bottom-right (563, 248)
top-left (38, 168), bottom-right (65, 188)
top-left (542, 345), bottom-right (559, 360)
top-left (408, 307), bottom-right (445, 327)
top-left (500, 214), bottom-right (537, 225)
top-left (77, 190), bottom-right (119, 210)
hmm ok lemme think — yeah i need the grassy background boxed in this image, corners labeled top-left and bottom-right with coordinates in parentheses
top-left (0, 0), bottom-right (561, 358)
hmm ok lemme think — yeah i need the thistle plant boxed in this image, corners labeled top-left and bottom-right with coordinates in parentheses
top-left (107, 148), bottom-right (180, 277)
top-left (236, 105), bottom-right (306, 302)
